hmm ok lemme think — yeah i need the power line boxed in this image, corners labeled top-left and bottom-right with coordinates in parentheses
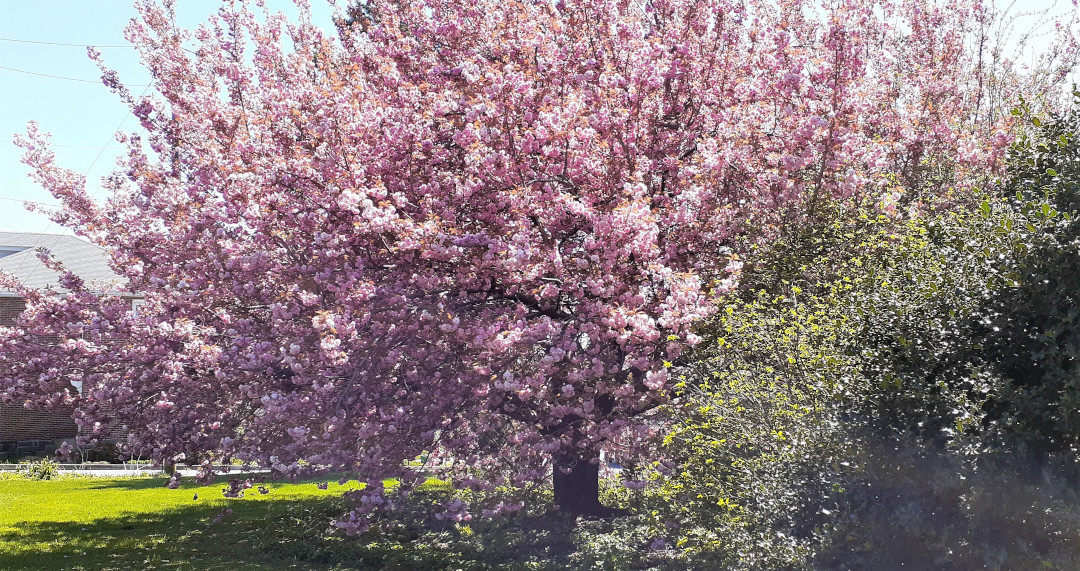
top-left (12, 84), bottom-right (152, 284)
top-left (1, 35), bottom-right (196, 55)
top-left (53, 144), bottom-right (125, 150)
top-left (0, 37), bottom-right (134, 48)
top-left (0, 196), bottom-right (58, 207)
top-left (0, 65), bottom-right (151, 86)
top-left (85, 84), bottom-right (151, 197)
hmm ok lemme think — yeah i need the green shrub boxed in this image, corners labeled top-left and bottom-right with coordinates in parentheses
top-left (655, 89), bottom-right (1080, 570)
top-left (815, 437), bottom-right (1080, 570)
top-left (654, 280), bottom-right (856, 568)
top-left (85, 441), bottom-right (123, 463)
top-left (18, 458), bottom-right (60, 481)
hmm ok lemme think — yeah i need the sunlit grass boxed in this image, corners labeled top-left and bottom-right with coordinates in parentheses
top-left (0, 474), bottom-right (362, 570)
top-left (0, 474), bottom-right (670, 570)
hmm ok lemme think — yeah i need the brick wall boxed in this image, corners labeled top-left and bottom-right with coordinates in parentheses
top-left (0, 404), bottom-right (77, 444)
top-left (0, 296), bottom-right (26, 327)
top-left (0, 296), bottom-right (79, 444)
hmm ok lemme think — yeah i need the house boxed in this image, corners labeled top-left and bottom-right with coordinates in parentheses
top-left (0, 231), bottom-right (129, 455)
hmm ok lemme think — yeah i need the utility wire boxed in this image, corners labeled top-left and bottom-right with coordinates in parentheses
top-left (13, 84), bottom-right (152, 284)
top-left (0, 65), bottom-right (150, 86)
top-left (0, 196), bottom-right (58, 207)
top-left (1, 35), bottom-right (195, 55)
top-left (0, 37), bottom-right (134, 48)
top-left (52, 145), bottom-right (125, 150)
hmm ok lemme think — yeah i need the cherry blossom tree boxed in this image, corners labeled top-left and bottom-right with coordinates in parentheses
top-left (3, 0), bottom-right (1074, 518)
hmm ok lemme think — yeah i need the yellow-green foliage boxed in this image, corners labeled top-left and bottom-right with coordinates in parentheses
top-left (652, 96), bottom-right (1080, 569)
top-left (654, 206), bottom-right (1017, 568)
top-left (658, 279), bottom-right (859, 569)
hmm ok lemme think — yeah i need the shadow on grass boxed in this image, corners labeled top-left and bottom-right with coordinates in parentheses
top-left (73, 476), bottom-right (173, 492)
top-left (246, 490), bottom-right (678, 571)
top-left (0, 496), bottom-right (352, 571)
top-left (73, 473), bottom-right (345, 491)
top-left (1, 491), bottom-right (677, 571)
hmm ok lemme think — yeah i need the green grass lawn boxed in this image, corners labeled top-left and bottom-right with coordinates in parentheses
top-left (0, 474), bottom-right (362, 570)
top-left (0, 473), bottom-right (677, 570)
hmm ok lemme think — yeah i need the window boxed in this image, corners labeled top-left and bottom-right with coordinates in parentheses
top-left (0, 246), bottom-right (28, 259)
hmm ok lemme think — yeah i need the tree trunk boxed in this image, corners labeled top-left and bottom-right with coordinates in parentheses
top-left (553, 452), bottom-right (617, 516)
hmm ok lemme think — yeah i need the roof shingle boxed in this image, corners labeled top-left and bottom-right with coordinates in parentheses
top-left (0, 232), bottom-right (126, 294)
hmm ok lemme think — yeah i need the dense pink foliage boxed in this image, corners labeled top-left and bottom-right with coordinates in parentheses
top-left (3, 0), bottom-right (1075, 520)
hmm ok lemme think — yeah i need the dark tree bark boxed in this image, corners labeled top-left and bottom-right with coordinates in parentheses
top-left (553, 452), bottom-right (621, 516)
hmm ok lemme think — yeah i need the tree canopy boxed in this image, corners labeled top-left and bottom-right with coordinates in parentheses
top-left (2, 0), bottom-right (1069, 520)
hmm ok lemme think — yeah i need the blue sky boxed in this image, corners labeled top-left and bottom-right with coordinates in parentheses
top-left (0, 0), bottom-right (335, 235)
top-left (0, 1), bottom-right (1072, 235)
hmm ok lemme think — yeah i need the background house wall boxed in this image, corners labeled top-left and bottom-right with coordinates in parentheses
top-left (0, 232), bottom-right (129, 454)
top-left (0, 296), bottom-right (25, 326)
